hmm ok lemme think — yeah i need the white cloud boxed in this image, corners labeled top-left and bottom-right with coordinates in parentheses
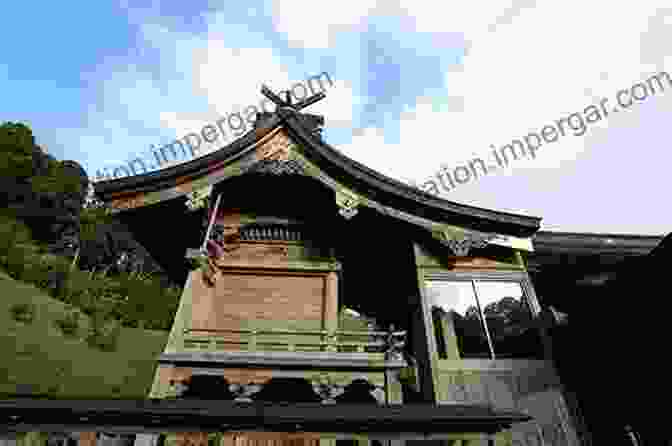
top-left (74, 0), bottom-right (672, 231)
top-left (270, 0), bottom-right (377, 48)
top-left (267, 0), bottom-right (672, 234)
top-left (193, 34), bottom-right (295, 116)
top-left (307, 78), bottom-right (359, 128)
top-left (396, 0), bottom-right (510, 39)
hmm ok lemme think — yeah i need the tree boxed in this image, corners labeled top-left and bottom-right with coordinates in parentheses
top-left (1, 122), bottom-right (87, 258)
top-left (483, 297), bottom-right (530, 338)
top-left (0, 122), bottom-right (35, 183)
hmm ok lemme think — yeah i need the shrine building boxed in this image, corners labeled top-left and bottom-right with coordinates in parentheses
top-left (89, 88), bottom-right (584, 446)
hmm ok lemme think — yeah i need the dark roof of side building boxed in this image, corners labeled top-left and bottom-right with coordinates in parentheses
top-left (532, 231), bottom-right (664, 256)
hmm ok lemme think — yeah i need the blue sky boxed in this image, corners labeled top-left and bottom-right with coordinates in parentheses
top-left (1, 0), bottom-right (671, 235)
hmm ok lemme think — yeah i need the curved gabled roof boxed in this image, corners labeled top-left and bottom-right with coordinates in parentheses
top-left (95, 108), bottom-right (541, 237)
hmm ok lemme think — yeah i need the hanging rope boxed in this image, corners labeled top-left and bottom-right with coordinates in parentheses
top-left (201, 193), bottom-right (222, 286)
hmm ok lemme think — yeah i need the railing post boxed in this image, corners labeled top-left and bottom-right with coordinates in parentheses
top-left (249, 330), bottom-right (257, 351)
top-left (324, 330), bottom-right (337, 352)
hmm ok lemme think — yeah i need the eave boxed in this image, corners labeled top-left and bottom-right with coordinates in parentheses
top-left (532, 231), bottom-right (664, 256)
top-left (94, 110), bottom-right (540, 239)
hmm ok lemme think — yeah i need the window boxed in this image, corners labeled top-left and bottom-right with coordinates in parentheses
top-left (426, 277), bottom-right (545, 360)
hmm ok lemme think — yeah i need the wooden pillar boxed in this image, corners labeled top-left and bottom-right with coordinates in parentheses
top-left (411, 255), bottom-right (440, 404)
top-left (174, 433), bottom-right (208, 446)
top-left (436, 312), bottom-right (460, 360)
top-left (324, 271), bottom-right (339, 352)
top-left (219, 434), bottom-right (236, 446)
top-left (133, 434), bottom-right (158, 446)
top-left (18, 433), bottom-right (45, 446)
top-left (385, 368), bottom-right (404, 405)
top-left (77, 433), bottom-right (97, 446)
top-left (163, 434), bottom-right (178, 446)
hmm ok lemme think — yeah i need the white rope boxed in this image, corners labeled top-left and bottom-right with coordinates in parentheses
top-left (201, 193), bottom-right (222, 252)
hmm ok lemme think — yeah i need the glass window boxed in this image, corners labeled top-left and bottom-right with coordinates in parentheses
top-left (474, 281), bottom-right (545, 359)
top-left (426, 281), bottom-right (491, 358)
top-left (427, 279), bottom-right (545, 360)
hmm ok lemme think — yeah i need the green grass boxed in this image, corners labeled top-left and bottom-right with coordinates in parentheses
top-left (0, 270), bottom-right (169, 399)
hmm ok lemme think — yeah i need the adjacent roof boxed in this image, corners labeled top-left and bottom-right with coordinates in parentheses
top-left (527, 231), bottom-right (669, 310)
top-left (0, 398), bottom-right (532, 435)
top-left (94, 108), bottom-right (541, 238)
top-left (532, 231), bottom-right (663, 256)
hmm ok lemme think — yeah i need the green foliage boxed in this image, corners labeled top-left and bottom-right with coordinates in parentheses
top-left (1, 120), bottom-right (85, 226)
top-left (3, 244), bottom-right (31, 281)
top-left (0, 122), bottom-right (35, 180)
top-left (63, 270), bottom-right (112, 314)
top-left (54, 308), bottom-right (80, 336)
top-left (0, 213), bottom-right (70, 297)
top-left (10, 302), bottom-right (35, 323)
top-left (0, 200), bottom-right (180, 334)
top-left (30, 160), bottom-right (83, 195)
top-left (79, 206), bottom-right (113, 242)
top-left (0, 213), bottom-right (32, 263)
top-left (86, 311), bottom-right (121, 352)
top-left (16, 251), bottom-right (69, 292)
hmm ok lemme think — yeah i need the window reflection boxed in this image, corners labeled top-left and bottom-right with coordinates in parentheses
top-left (475, 282), bottom-right (545, 360)
top-left (426, 281), bottom-right (490, 359)
top-left (427, 280), bottom-right (545, 360)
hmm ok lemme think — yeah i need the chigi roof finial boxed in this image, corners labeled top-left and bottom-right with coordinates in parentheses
top-left (259, 84), bottom-right (326, 139)
top-left (260, 84), bottom-right (326, 112)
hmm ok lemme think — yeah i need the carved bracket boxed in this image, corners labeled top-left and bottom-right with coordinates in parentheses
top-left (184, 186), bottom-right (212, 211)
top-left (311, 375), bottom-right (346, 404)
top-left (310, 376), bottom-right (385, 405)
top-left (175, 375), bottom-right (387, 405)
top-left (229, 383), bottom-right (264, 402)
top-left (370, 324), bottom-right (407, 361)
top-left (440, 231), bottom-right (497, 256)
top-left (335, 189), bottom-right (361, 220)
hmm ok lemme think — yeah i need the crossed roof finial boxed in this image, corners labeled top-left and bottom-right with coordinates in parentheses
top-left (260, 84), bottom-right (326, 112)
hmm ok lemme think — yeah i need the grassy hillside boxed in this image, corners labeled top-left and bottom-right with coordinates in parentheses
top-left (0, 270), bottom-right (169, 398)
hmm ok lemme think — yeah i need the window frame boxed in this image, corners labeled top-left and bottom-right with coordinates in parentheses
top-left (423, 270), bottom-right (544, 360)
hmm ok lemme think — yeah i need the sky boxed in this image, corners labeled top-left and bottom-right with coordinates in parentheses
top-left (1, 0), bottom-right (671, 235)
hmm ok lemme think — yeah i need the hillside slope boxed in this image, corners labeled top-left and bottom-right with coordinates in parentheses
top-left (0, 271), bottom-right (169, 398)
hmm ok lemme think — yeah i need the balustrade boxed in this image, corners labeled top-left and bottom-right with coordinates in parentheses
top-left (182, 327), bottom-right (406, 356)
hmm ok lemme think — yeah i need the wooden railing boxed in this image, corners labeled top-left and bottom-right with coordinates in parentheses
top-left (182, 327), bottom-right (406, 354)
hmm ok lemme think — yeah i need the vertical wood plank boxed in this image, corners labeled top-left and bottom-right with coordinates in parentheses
top-left (324, 272), bottom-right (339, 352)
